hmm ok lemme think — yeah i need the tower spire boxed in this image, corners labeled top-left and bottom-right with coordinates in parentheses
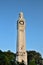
top-left (19, 12), bottom-right (24, 18)
top-left (18, 12), bottom-right (25, 23)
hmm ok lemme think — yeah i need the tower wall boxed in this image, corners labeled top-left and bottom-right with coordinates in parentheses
top-left (16, 12), bottom-right (27, 65)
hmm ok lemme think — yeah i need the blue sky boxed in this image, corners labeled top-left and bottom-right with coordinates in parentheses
top-left (0, 0), bottom-right (43, 57)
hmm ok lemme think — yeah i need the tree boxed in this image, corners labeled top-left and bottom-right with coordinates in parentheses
top-left (29, 59), bottom-right (37, 65)
top-left (27, 51), bottom-right (42, 65)
top-left (0, 50), bottom-right (43, 65)
top-left (0, 50), bottom-right (16, 65)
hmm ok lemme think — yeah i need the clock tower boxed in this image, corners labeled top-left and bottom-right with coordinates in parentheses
top-left (16, 12), bottom-right (27, 65)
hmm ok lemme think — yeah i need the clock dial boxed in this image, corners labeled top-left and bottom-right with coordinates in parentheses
top-left (19, 21), bottom-right (24, 25)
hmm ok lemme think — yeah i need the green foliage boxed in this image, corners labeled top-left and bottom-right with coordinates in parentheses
top-left (27, 51), bottom-right (42, 65)
top-left (29, 59), bottom-right (37, 65)
top-left (0, 50), bottom-right (16, 65)
top-left (0, 50), bottom-right (43, 65)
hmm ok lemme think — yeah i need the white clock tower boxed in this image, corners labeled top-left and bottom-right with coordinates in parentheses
top-left (16, 12), bottom-right (27, 65)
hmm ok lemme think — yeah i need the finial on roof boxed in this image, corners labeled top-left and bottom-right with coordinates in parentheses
top-left (18, 12), bottom-right (25, 22)
top-left (19, 12), bottom-right (24, 18)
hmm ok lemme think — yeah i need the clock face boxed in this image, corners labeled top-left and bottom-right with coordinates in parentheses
top-left (19, 21), bottom-right (24, 25)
